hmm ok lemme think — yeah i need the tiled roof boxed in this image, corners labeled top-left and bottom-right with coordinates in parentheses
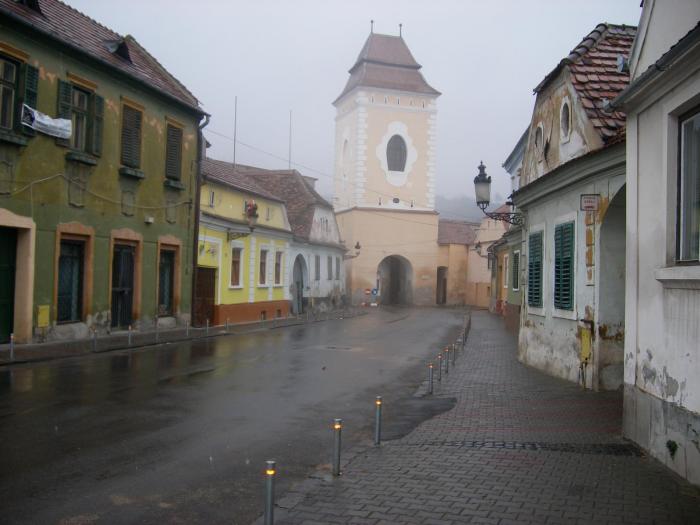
top-left (0, 0), bottom-right (201, 112)
top-left (201, 159), bottom-right (284, 203)
top-left (334, 33), bottom-right (440, 103)
top-left (535, 23), bottom-right (636, 143)
top-left (245, 168), bottom-right (334, 240)
top-left (438, 219), bottom-right (479, 245)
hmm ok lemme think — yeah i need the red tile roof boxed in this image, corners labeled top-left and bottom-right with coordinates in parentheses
top-left (535, 23), bottom-right (636, 143)
top-left (201, 159), bottom-right (284, 203)
top-left (335, 33), bottom-right (440, 103)
top-left (438, 219), bottom-right (479, 245)
top-left (0, 0), bottom-right (201, 112)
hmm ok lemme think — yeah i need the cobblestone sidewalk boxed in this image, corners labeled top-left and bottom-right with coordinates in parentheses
top-left (267, 310), bottom-right (700, 525)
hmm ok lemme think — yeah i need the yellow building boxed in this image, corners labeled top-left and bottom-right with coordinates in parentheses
top-left (195, 158), bottom-right (292, 325)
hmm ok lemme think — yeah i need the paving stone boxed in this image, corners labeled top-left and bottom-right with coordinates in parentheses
top-left (273, 311), bottom-right (700, 525)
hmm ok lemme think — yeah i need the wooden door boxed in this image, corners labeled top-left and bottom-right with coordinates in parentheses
top-left (111, 244), bottom-right (135, 328)
top-left (193, 267), bottom-right (216, 327)
top-left (0, 227), bottom-right (16, 342)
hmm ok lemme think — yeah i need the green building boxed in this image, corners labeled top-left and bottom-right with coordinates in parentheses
top-left (0, 0), bottom-right (206, 343)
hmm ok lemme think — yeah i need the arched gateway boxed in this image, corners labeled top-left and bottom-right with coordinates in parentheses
top-left (377, 255), bottom-right (413, 305)
top-left (291, 254), bottom-right (308, 314)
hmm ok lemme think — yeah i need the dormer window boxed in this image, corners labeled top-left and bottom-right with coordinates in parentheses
top-left (16, 0), bottom-right (42, 13)
top-left (105, 39), bottom-right (132, 62)
top-left (387, 135), bottom-right (407, 172)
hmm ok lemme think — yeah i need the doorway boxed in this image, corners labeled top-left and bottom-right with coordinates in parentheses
top-left (436, 266), bottom-right (447, 304)
top-left (377, 255), bottom-right (413, 305)
top-left (292, 254), bottom-right (308, 315)
top-left (111, 244), bottom-right (135, 328)
top-left (0, 227), bottom-right (17, 342)
top-left (194, 267), bottom-right (216, 327)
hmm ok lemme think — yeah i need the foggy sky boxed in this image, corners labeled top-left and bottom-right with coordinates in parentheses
top-left (65, 0), bottom-right (641, 211)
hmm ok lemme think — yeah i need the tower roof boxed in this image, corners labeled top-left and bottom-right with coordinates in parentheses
top-left (334, 32), bottom-right (440, 104)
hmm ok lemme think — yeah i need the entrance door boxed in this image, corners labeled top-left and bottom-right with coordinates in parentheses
top-left (0, 227), bottom-right (17, 342)
top-left (292, 255), bottom-right (305, 314)
top-left (194, 267), bottom-right (216, 327)
top-left (111, 244), bottom-right (135, 328)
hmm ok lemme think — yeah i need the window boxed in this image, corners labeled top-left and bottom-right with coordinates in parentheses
top-left (0, 57), bottom-right (17, 130)
top-left (503, 254), bottom-right (509, 289)
top-left (230, 247), bottom-right (242, 287)
top-left (209, 190), bottom-right (215, 207)
top-left (57, 240), bottom-right (84, 323)
top-left (335, 257), bottom-right (340, 280)
top-left (387, 135), bottom-right (407, 171)
top-left (512, 251), bottom-right (520, 291)
top-left (158, 250), bottom-right (175, 316)
top-left (259, 249), bottom-right (268, 285)
top-left (121, 104), bottom-right (142, 168)
top-left (679, 110), bottom-right (700, 262)
top-left (165, 123), bottom-right (182, 180)
top-left (314, 254), bottom-right (320, 281)
top-left (70, 86), bottom-right (89, 151)
top-left (274, 252), bottom-right (282, 285)
top-left (554, 222), bottom-right (575, 310)
top-left (560, 101), bottom-right (571, 139)
top-left (528, 232), bottom-right (543, 307)
top-left (266, 207), bottom-right (271, 221)
top-left (534, 124), bottom-right (544, 155)
top-left (327, 255), bottom-right (333, 280)
top-left (57, 80), bottom-right (103, 154)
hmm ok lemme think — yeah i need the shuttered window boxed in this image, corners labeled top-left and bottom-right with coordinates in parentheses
top-left (121, 104), bottom-right (142, 168)
top-left (512, 251), bottom-right (520, 291)
top-left (528, 232), bottom-right (543, 308)
top-left (56, 79), bottom-right (103, 153)
top-left (19, 62), bottom-right (39, 137)
top-left (554, 222), bottom-right (575, 310)
top-left (230, 247), bottom-right (242, 287)
top-left (259, 249), bottom-right (268, 285)
top-left (165, 123), bottom-right (182, 180)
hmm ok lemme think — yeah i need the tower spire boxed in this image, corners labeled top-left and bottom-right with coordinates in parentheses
top-left (370, 19), bottom-right (374, 33)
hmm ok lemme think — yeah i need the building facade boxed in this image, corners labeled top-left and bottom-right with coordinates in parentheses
top-left (611, 0), bottom-right (700, 484)
top-left (196, 159), bottom-right (292, 325)
top-left (0, 0), bottom-right (204, 343)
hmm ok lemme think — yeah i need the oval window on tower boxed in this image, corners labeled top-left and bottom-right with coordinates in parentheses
top-left (387, 135), bottom-right (407, 172)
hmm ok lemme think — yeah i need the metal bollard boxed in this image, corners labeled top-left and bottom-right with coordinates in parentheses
top-left (185, 320), bottom-right (190, 337)
top-left (225, 318), bottom-right (229, 333)
top-left (428, 362), bottom-right (434, 394)
top-left (128, 325), bottom-right (132, 346)
top-left (206, 319), bottom-right (209, 337)
top-left (92, 328), bottom-right (97, 352)
top-left (374, 396), bottom-right (382, 446)
top-left (444, 347), bottom-right (450, 374)
top-left (437, 354), bottom-right (442, 381)
top-left (264, 460), bottom-right (276, 525)
top-left (332, 418), bottom-right (342, 476)
top-left (9, 333), bottom-right (14, 362)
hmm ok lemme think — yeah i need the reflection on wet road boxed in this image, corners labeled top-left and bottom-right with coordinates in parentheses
top-left (0, 307), bottom-right (464, 524)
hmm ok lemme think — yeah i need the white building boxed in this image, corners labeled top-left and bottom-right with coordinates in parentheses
top-left (610, 0), bottom-right (700, 485)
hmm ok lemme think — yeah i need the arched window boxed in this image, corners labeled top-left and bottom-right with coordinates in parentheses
top-left (560, 101), bottom-right (571, 139)
top-left (387, 135), bottom-right (407, 171)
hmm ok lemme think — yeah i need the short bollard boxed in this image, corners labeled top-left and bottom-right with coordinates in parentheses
top-left (92, 328), bottom-right (97, 352)
top-left (437, 354), bottom-right (443, 381)
top-left (264, 460), bottom-right (276, 525)
top-left (206, 319), bottom-right (210, 337)
top-left (128, 325), bottom-right (132, 346)
top-left (451, 343), bottom-right (456, 365)
top-left (428, 362), bottom-right (434, 395)
top-left (374, 396), bottom-right (382, 446)
top-left (9, 333), bottom-right (14, 361)
top-left (444, 347), bottom-right (450, 374)
top-left (332, 418), bottom-right (342, 476)
top-left (185, 320), bottom-right (190, 337)
top-left (225, 318), bottom-right (229, 333)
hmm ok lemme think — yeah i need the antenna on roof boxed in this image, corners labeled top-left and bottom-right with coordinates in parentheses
top-left (399, 23), bottom-right (402, 37)
top-left (233, 95), bottom-right (238, 167)
top-left (370, 20), bottom-right (374, 33)
top-left (288, 109), bottom-right (292, 170)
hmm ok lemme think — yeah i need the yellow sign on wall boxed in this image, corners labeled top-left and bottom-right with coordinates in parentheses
top-left (36, 305), bottom-right (50, 328)
top-left (580, 324), bottom-right (592, 362)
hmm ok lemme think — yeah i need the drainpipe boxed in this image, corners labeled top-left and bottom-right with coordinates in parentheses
top-left (191, 113), bottom-right (210, 326)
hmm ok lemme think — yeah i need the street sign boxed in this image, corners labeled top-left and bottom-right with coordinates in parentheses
top-left (371, 288), bottom-right (378, 296)
top-left (580, 194), bottom-right (600, 211)
top-left (364, 288), bottom-right (371, 295)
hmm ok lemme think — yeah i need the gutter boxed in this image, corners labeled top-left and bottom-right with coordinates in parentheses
top-left (0, 9), bottom-right (208, 117)
top-left (607, 22), bottom-right (700, 111)
top-left (191, 114), bottom-right (210, 322)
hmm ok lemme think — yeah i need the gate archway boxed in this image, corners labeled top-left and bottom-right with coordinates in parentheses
top-left (377, 255), bottom-right (413, 305)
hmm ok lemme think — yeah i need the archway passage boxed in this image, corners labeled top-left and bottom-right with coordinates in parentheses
top-left (292, 254), bottom-right (308, 314)
top-left (377, 255), bottom-right (413, 305)
top-left (597, 186), bottom-right (626, 390)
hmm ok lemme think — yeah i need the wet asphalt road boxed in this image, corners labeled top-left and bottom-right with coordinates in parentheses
top-left (0, 307), bottom-right (465, 524)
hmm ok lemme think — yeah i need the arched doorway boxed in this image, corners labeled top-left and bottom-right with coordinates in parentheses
top-left (436, 266), bottom-right (447, 304)
top-left (596, 186), bottom-right (625, 390)
top-left (292, 254), bottom-right (308, 314)
top-left (377, 255), bottom-right (413, 305)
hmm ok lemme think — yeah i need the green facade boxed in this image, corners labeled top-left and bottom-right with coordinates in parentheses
top-left (0, 20), bottom-right (203, 342)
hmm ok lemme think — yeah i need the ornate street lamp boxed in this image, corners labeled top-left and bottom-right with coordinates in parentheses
top-left (473, 161), bottom-right (523, 226)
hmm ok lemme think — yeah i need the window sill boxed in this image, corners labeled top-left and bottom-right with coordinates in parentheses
top-left (228, 285), bottom-right (244, 290)
top-left (527, 306), bottom-right (545, 317)
top-left (66, 151), bottom-right (98, 166)
top-left (0, 129), bottom-right (28, 147)
top-left (273, 284), bottom-right (284, 288)
top-left (119, 166), bottom-right (145, 179)
top-left (257, 284), bottom-right (270, 288)
top-left (552, 307), bottom-right (577, 320)
top-left (654, 266), bottom-right (700, 290)
top-left (164, 179), bottom-right (185, 190)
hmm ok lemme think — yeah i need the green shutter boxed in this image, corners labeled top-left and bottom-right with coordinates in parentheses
top-left (528, 232), bottom-right (542, 307)
top-left (165, 123), bottom-right (182, 180)
top-left (512, 251), bottom-right (520, 290)
top-left (56, 79), bottom-right (72, 146)
top-left (554, 222), bottom-right (574, 310)
top-left (19, 63), bottom-right (39, 136)
top-left (91, 94), bottom-right (104, 156)
top-left (120, 105), bottom-right (142, 168)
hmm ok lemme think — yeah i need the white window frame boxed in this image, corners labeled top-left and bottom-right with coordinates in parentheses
top-left (258, 246), bottom-right (270, 287)
top-left (552, 212), bottom-right (578, 320)
top-left (314, 254), bottom-right (320, 281)
top-left (512, 249), bottom-right (520, 292)
top-left (502, 254), bottom-right (509, 289)
top-left (229, 241), bottom-right (245, 289)
top-left (274, 250), bottom-right (284, 287)
top-left (527, 222), bottom-right (546, 318)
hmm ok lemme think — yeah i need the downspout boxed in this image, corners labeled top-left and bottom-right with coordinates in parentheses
top-left (191, 114), bottom-right (210, 325)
